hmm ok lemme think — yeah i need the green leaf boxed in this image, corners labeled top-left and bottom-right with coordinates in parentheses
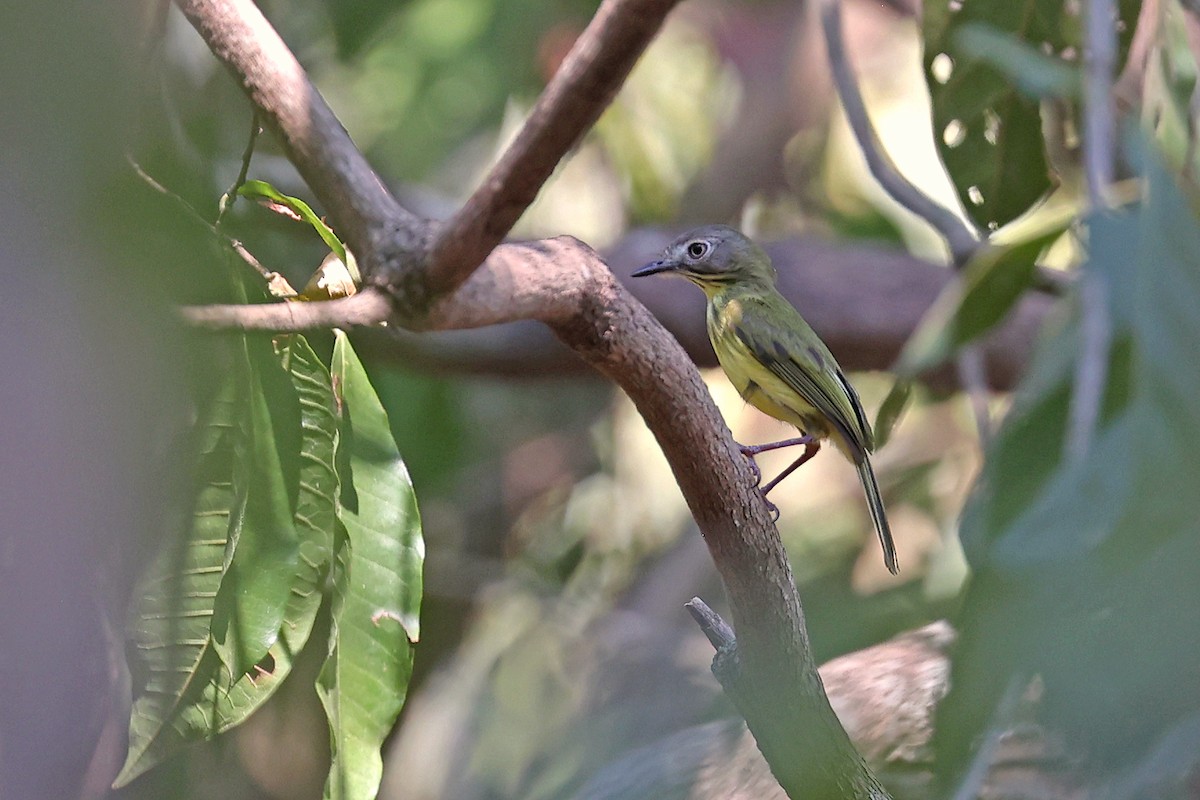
top-left (237, 179), bottom-right (350, 269)
top-left (1141, 0), bottom-right (1200, 177)
top-left (319, 331), bottom-right (423, 800)
top-left (896, 221), bottom-right (1067, 377)
top-left (210, 335), bottom-right (341, 728)
top-left (274, 335), bottom-right (340, 639)
top-left (116, 334), bottom-right (341, 786)
top-left (872, 379), bottom-right (912, 450)
top-left (923, 0), bottom-right (1066, 229)
top-left (115, 378), bottom-right (243, 787)
top-left (210, 337), bottom-right (302, 676)
top-left (954, 23), bottom-right (1080, 101)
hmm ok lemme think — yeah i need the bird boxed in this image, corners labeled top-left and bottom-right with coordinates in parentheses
top-left (632, 225), bottom-right (897, 574)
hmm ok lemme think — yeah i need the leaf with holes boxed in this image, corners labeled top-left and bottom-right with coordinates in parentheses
top-left (954, 22), bottom-right (1080, 100)
top-left (923, 0), bottom-right (1068, 229)
top-left (319, 331), bottom-right (423, 800)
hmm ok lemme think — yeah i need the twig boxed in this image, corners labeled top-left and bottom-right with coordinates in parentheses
top-left (426, 0), bottom-right (682, 296)
top-left (817, 0), bottom-right (992, 441)
top-left (957, 346), bottom-right (993, 446)
top-left (127, 154), bottom-right (214, 231)
top-left (216, 111), bottom-right (261, 226)
top-left (1082, 0), bottom-right (1118, 200)
top-left (181, 287), bottom-right (393, 331)
top-left (1068, 0), bottom-right (1117, 463)
top-left (685, 597), bottom-right (735, 651)
top-left (128, 154), bottom-right (277, 283)
top-left (190, 228), bottom-right (1054, 391)
top-left (227, 239), bottom-right (277, 284)
top-left (949, 674), bottom-right (1027, 800)
top-left (816, 0), bottom-right (980, 264)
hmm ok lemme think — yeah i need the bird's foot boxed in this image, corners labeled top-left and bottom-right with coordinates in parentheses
top-left (738, 438), bottom-right (820, 523)
top-left (735, 448), bottom-right (782, 520)
top-left (739, 447), bottom-right (764, 487)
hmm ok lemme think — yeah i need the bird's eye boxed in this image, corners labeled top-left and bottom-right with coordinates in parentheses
top-left (686, 241), bottom-right (710, 260)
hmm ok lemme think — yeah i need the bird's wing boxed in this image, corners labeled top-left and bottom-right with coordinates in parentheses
top-left (734, 296), bottom-right (874, 457)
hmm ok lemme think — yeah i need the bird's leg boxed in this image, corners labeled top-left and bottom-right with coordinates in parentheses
top-left (737, 435), bottom-right (819, 520)
top-left (760, 440), bottom-right (822, 497)
top-left (764, 498), bottom-right (781, 523)
top-left (738, 434), bottom-right (816, 484)
top-left (739, 435), bottom-right (816, 458)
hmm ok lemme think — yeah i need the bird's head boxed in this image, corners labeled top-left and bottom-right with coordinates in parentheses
top-left (632, 225), bottom-right (776, 293)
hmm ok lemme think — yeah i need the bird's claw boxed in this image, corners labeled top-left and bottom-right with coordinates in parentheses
top-left (738, 444), bottom-right (765, 485)
top-left (743, 454), bottom-right (763, 487)
top-left (761, 493), bottom-right (780, 522)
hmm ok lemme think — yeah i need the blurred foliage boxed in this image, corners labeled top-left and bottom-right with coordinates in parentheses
top-left (592, 22), bottom-right (740, 223)
top-left (895, 211), bottom-right (1073, 377)
top-left (912, 3), bottom-right (1200, 787)
top-left (1140, 0), bottom-right (1200, 177)
top-left (313, 0), bottom-right (598, 181)
top-left (936, 146), bottom-right (1200, 787)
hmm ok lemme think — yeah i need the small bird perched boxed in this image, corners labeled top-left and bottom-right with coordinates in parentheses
top-left (633, 225), bottom-right (898, 574)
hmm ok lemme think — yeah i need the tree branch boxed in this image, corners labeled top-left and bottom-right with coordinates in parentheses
top-left (426, 0), bottom-right (683, 296)
top-left (422, 236), bottom-right (889, 798)
top-left (817, 0), bottom-right (995, 441)
top-left (1068, 0), bottom-right (1118, 463)
top-left (816, 0), bottom-right (980, 264)
top-left (180, 288), bottom-right (393, 331)
top-left (184, 229), bottom-right (1053, 392)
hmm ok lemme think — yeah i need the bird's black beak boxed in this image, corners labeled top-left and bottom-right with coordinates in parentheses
top-left (631, 259), bottom-right (676, 278)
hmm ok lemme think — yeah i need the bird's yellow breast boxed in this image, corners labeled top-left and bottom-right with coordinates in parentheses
top-left (705, 297), bottom-right (833, 441)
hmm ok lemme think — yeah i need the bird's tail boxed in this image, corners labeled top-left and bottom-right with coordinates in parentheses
top-left (856, 458), bottom-right (898, 574)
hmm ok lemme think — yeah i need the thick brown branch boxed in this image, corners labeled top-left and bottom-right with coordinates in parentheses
top-left (426, 0), bottom-right (682, 295)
